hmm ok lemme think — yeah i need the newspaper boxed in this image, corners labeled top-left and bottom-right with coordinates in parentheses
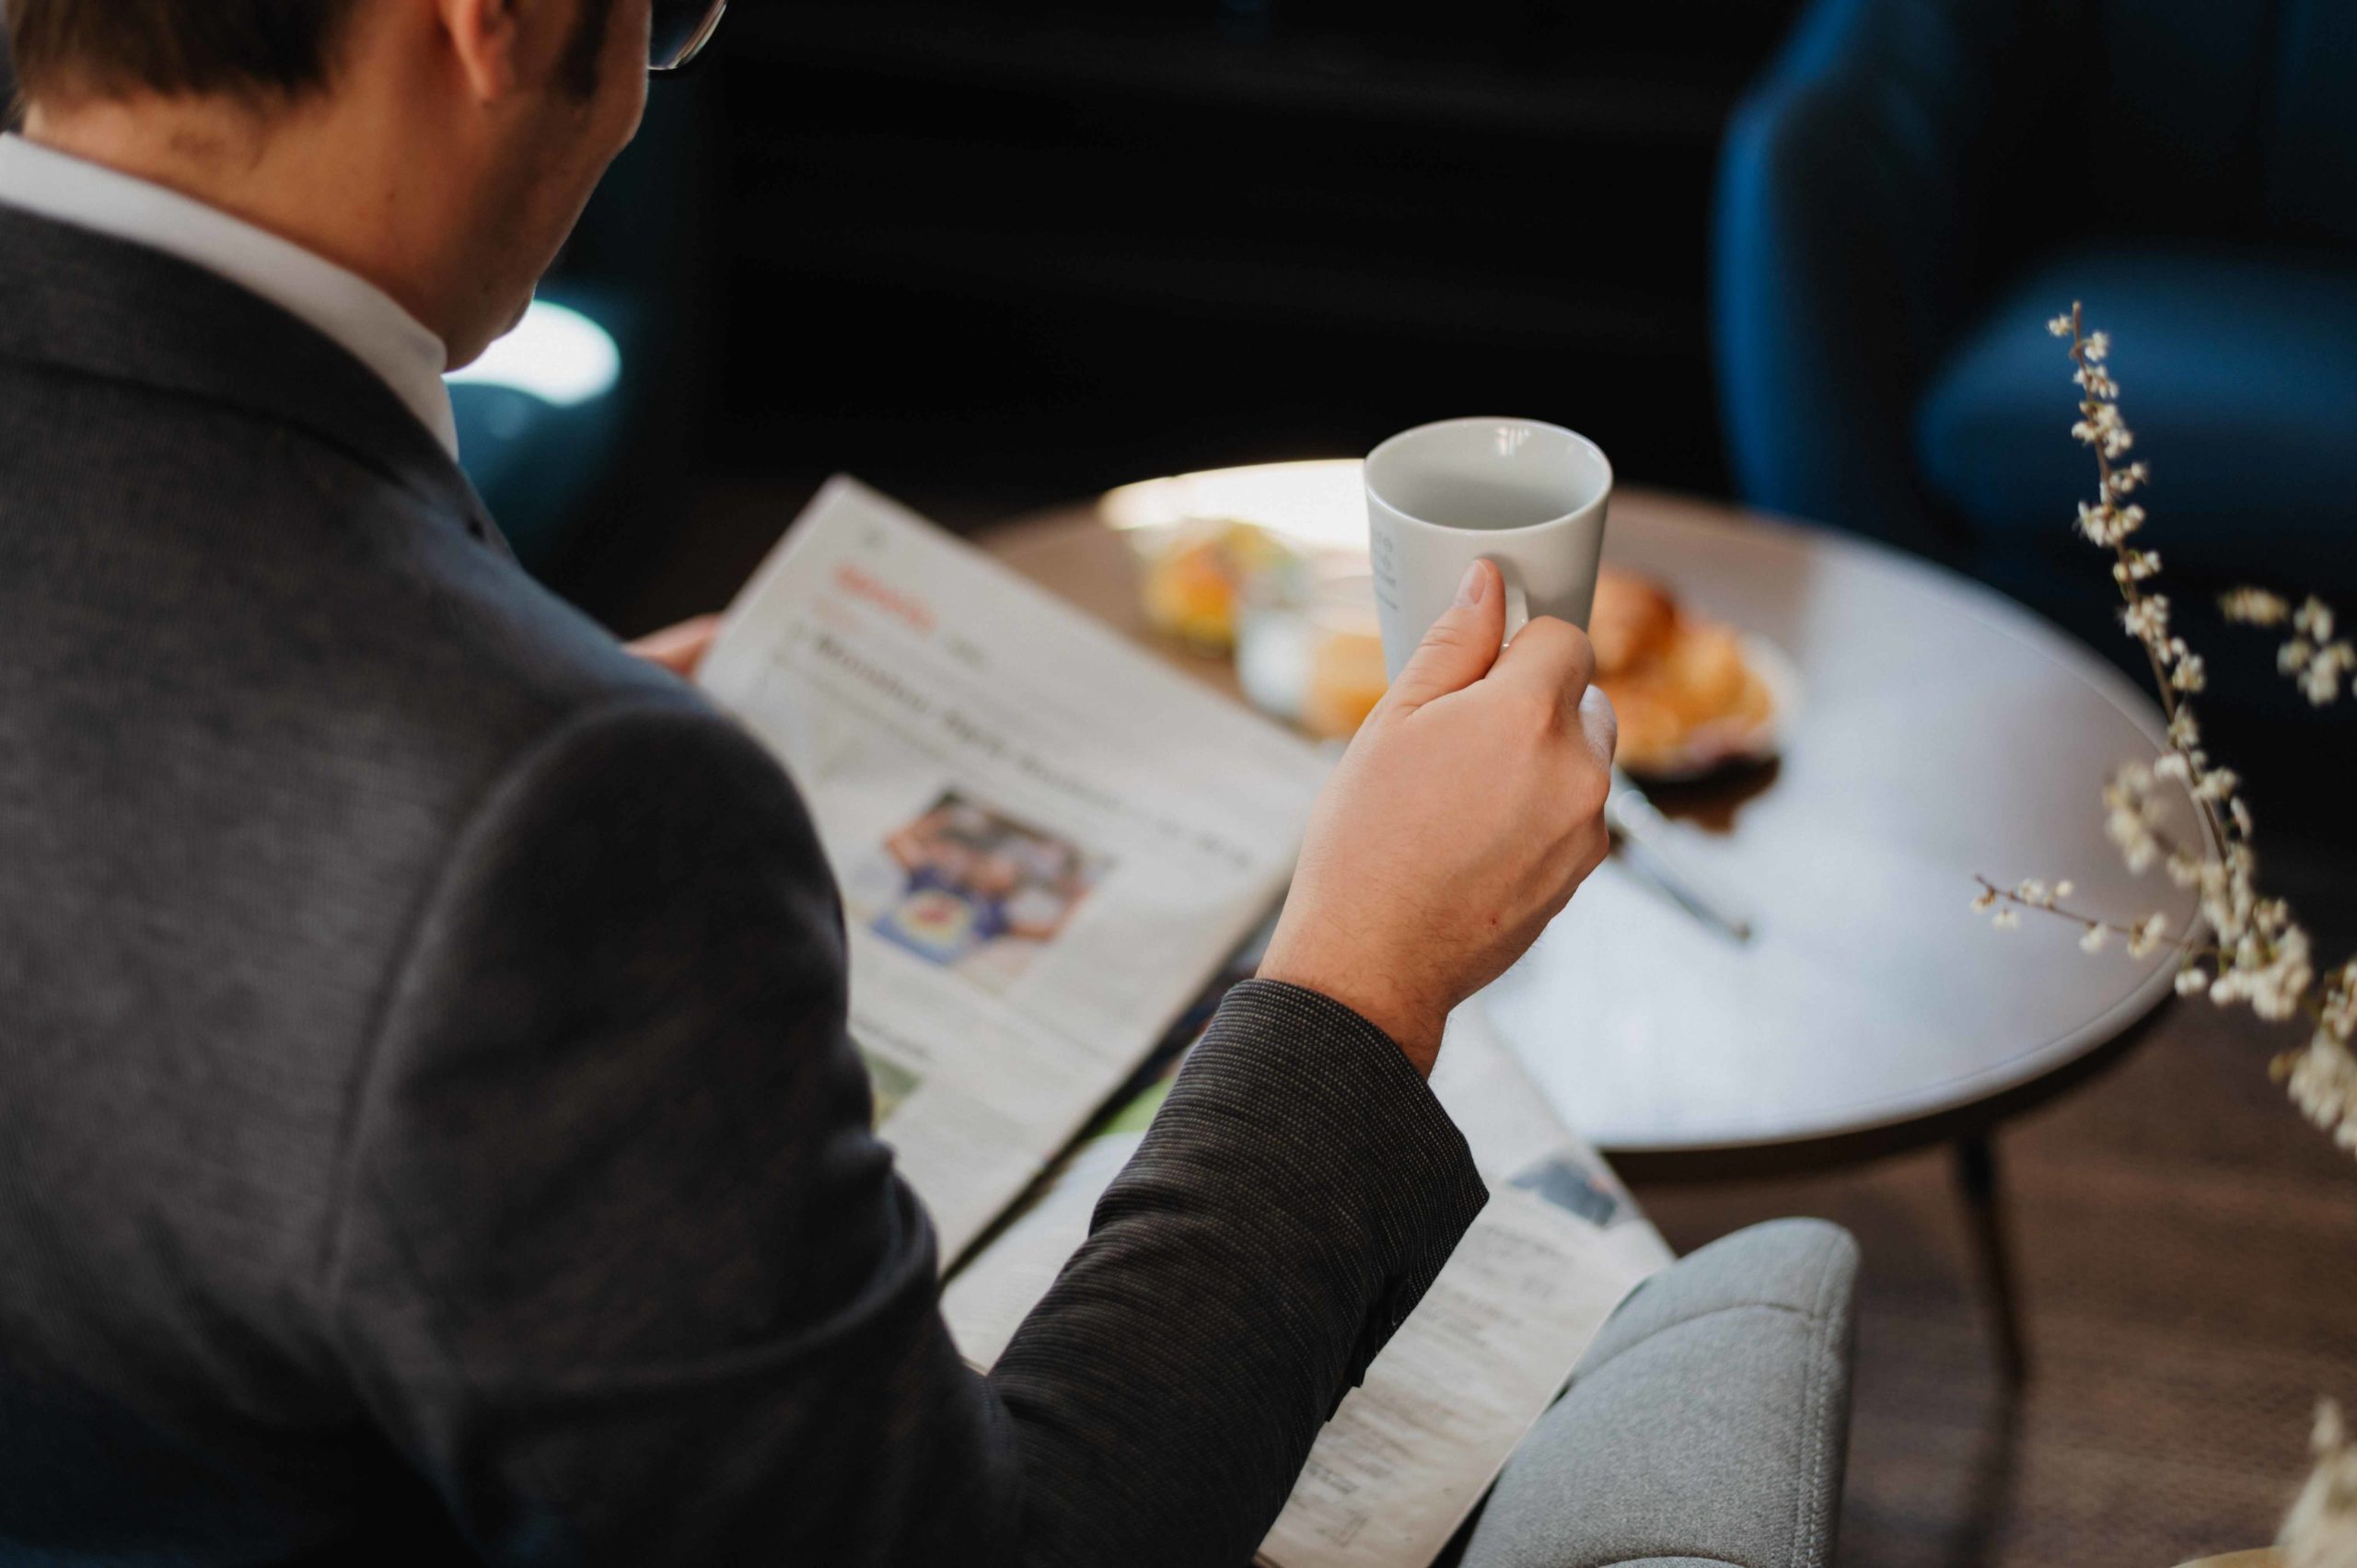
top-left (698, 477), bottom-right (1329, 1263)
top-left (941, 1012), bottom-right (1671, 1568)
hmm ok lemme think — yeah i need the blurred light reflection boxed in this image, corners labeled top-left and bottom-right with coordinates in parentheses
top-left (1099, 459), bottom-right (1369, 556)
top-left (447, 300), bottom-right (621, 408)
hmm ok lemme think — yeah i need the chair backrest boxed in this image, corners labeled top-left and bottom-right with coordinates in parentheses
top-left (2081, 0), bottom-right (2356, 250)
top-left (2259, 0), bottom-right (2357, 248)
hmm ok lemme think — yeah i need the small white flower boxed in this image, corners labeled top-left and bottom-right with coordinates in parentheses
top-left (2128, 912), bottom-right (2169, 958)
top-left (2171, 652), bottom-right (2207, 692)
top-left (2084, 330), bottom-right (2109, 361)
top-left (2277, 1031), bottom-right (2356, 1144)
top-left (2321, 963), bottom-right (2357, 1041)
top-left (2193, 767), bottom-right (2239, 803)
top-left (1970, 888), bottom-right (1997, 912)
top-left (2293, 597), bottom-right (2336, 643)
top-left (2074, 497), bottom-right (2146, 547)
top-left (2087, 505), bottom-right (2115, 544)
top-left (2289, 642), bottom-right (2353, 707)
top-left (2231, 797), bottom-right (2255, 839)
top-left (2175, 965), bottom-right (2210, 996)
top-left (2053, 880), bottom-right (2075, 900)
top-left (2282, 1398), bottom-right (2357, 1568)
top-left (2244, 925), bottom-right (2316, 1021)
top-left (2221, 587), bottom-right (2290, 624)
top-left (2105, 761), bottom-right (2165, 874)
top-left (2122, 596), bottom-right (2169, 642)
top-left (2081, 924), bottom-right (2108, 953)
top-left (2168, 709), bottom-right (2200, 748)
top-left (2155, 751), bottom-right (2192, 784)
top-left (2048, 312), bottom-right (2075, 338)
top-left (1991, 908), bottom-right (2020, 931)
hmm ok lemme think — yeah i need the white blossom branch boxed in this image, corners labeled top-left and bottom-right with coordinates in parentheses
top-left (1962, 305), bottom-right (2357, 1160)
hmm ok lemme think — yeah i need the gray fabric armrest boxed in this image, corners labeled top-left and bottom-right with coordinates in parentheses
top-left (1458, 1218), bottom-right (1859, 1568)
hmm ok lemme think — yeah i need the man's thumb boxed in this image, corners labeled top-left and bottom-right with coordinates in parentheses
top-left (1386, 560), bottom-right (1506, 710)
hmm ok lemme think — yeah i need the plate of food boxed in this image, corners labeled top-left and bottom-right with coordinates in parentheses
top-left (1586, 567), bottom-right (1800, 782)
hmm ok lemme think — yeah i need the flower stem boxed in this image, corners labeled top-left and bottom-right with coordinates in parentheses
top-left (2064, 302), bottom-right (2234, 869)
top-left (1972, 876), bottom-right (2210, 957)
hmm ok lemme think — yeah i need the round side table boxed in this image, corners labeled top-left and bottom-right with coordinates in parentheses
top-left (985, 461), bottom-right (2197, 1383)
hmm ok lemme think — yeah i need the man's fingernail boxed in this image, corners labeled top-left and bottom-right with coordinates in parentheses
top-left (1455, 561), bottom-right (1486, 607)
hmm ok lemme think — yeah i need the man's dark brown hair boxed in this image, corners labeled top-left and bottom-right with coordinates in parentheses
top-left (6, 0), bottom-right (617, 106)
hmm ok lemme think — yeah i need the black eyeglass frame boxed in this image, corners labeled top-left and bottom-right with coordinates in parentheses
top-left (650, 0), bottom-right (728, 75)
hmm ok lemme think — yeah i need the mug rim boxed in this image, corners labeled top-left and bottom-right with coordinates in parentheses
top-left (1364, 416), bottom-right (1614, 535)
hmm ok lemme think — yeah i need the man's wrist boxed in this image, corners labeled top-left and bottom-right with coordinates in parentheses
top-left (1249, 960), bottom-right (1446, 1075)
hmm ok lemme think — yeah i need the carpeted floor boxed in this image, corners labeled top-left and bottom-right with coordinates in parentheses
top-left (1635, 846), bottom-right (2357, 1568)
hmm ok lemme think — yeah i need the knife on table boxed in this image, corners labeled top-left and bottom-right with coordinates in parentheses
top-left (1604, 767), bottom-right (1757, 944)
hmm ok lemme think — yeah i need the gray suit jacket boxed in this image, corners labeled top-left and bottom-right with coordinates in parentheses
top-left (0, 206), bottom-right (1490, 1565)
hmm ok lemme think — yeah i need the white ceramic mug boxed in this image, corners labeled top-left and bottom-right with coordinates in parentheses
top-left (1364, 416), bottom-right (1613, 680)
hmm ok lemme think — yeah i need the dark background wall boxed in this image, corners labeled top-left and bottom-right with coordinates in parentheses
top-left (633, 0), bottom-right (1806, 536)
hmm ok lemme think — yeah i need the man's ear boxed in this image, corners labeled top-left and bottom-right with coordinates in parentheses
top-left (438, 0), bottom-right (528, 101)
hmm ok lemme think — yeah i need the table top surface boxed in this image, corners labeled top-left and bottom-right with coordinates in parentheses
top-left (986, 462), bottom-right (2196, 1164)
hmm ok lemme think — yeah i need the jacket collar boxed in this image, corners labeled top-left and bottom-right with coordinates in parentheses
top-left (0, 203), bottom-right (507, 554)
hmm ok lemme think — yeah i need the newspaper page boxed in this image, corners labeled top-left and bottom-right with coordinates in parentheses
top-left (1427, 1007), bottom-right (1674, 1283)
top-left (1254, 1015), bottom-right (1670, 1568)
top-left (938, 1010), bottom-right (1670, 1568)
top-left (698, 477), bottom-right (1329, 1264)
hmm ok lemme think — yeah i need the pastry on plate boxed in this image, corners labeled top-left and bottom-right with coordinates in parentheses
top-left (1588, 568), bottom-right (1791, 780)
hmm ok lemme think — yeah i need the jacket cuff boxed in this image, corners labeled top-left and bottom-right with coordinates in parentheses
top-left (1182, 979), bottom-right (1492, 1388)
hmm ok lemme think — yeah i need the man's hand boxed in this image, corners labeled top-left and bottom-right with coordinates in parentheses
top-left (625, 614), bottom-right (723, 679)
top-left (1259, 560), bottom-right (1617, 1074)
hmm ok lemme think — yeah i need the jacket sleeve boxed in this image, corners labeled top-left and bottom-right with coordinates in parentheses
top-left (324, 696), bottom-right (1489, 1567)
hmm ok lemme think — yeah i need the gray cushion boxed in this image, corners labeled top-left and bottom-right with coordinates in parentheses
top-left (1457, 1218), bottom-right (1859, 1568)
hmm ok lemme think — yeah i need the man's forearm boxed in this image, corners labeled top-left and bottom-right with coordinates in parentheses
top-left (986, 980), bottom-right (1490, 1567)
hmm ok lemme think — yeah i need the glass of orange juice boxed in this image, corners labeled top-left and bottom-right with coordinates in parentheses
top-left (1237, 565), bottom-right (1387, 741)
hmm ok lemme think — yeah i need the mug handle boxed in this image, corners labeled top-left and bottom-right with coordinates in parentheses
top-left (1488, 557), bottom-right (1530, 647)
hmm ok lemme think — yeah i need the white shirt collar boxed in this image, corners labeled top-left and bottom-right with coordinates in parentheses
top-left (0, 132), bottom-right (459, 458)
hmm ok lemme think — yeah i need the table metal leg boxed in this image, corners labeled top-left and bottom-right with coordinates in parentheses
top-left (1955, 1132), bottom-right (2031, 1386)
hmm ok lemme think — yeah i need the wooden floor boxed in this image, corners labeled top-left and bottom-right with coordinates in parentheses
top-left (1635, 848), bottom-right (2357, 1568)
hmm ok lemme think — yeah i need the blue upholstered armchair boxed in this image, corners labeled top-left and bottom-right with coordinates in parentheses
top-left (1714, 0), bottom-right (2357, 655)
